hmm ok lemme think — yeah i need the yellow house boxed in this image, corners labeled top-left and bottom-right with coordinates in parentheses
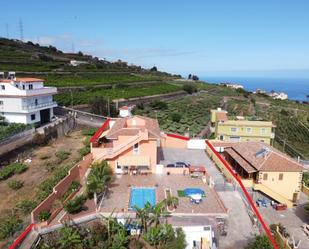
top-left (224, 141), bottom-right (304, 207)
top-left (210, 108), bottom-right (275, 145)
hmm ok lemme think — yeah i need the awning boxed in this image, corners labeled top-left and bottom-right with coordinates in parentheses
top-left (225, 148), bottom-right (257, 173)
top-left (118, 156), bottom-right (150, 166)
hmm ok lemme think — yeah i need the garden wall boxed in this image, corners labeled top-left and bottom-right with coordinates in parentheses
top-left (161, 134), bottom-right (188, 149)
top-left (302, 183), bottom-right (309, 197)
top-left (31, 154), bottom-right (92, 225)
top-left (205, 144), bottom-right (235, 183)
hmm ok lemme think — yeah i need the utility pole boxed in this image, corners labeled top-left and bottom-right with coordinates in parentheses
top-left (70, 90), bottom-right (74, 109)
top-left (19, 19), bottom-right (24, 41)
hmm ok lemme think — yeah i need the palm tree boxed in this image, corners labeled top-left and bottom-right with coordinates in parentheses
top-left (149, 201), bottom-right (170, 227)
top-left (165, 196), bottom-right (179, 210)
top-left (58, 225), bottom-right (82, 249)
top-left (87, 160), bottom-right (112, 204)
top-left (134, 202), bottom-right (152, 232)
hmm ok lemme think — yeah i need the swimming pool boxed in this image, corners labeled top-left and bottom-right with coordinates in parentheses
top-left (129, 188), bottom-right (156, 210)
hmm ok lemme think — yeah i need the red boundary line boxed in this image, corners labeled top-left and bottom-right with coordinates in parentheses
top-left (166, 133), bottom-right (190, 141)
top-left (205, 140), bottom-right (278, 249)
top-left (8, 223), bottom-right (34, 249)
top-left (89, 118), bottom-right (110, 143)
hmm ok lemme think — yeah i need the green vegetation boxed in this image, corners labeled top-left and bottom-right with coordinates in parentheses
top-left (303, 172), bottom-right (309, 187)
top-left (55, 149), bottom-right (71, 161)
top-left (38, 210), bottom-right (51, 221)
top-left (134, 92), bottom-right (221, 137)
top-left (7, 180), bottom-right (24, 190)
top-left (0, 214), bottom-right (21, 240)
top-left (183, 83), bottom-right (197, 94)
top-left (54, 82), bottom-right (181, 106)
top-left (245, 235), bottom-right (273, 249)
top-left (0, 123), bottom-right (29, 141)
top-left (86, 161), bottom-right (112, 198)
top-left (16, 200), bottom-right (37, 215)
top-left (37, 203), bottom-right (186, 249)
top-left (43, 73), bottom-right (160, 87)
top-left (0, 162), bottom-right (28, 181)
top-left (61, 181), bottom-right (81, 202)
top-left (64, 195), bottom-right (87, 214)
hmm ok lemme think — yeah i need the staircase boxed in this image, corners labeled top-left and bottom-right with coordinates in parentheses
top-left (95, 131), bottom-right (148, 161)
top-left (253, 183), bottom-right (294, 208)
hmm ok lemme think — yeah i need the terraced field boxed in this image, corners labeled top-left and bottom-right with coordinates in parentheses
top-left (54, 82), bottom-right (182, 106)
top-left (134, 92), bottom-right (222, 137)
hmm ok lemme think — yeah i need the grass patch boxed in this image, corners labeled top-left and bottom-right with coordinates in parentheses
top-left (55, 149), bottom-right (71, 161)
top-left (7, 180), bottom-right (24, 190)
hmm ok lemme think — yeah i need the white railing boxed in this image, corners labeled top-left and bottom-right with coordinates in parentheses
top-left (22, 101), bottom-right (57, 110)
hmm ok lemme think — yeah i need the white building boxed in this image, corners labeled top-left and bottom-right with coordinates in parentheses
top-left (175, 225), bottom-right (216, 249)
top-left (273, 92), bottom-right (288, 100)
top-left (0, 77), bottom-right (57, 124)
top-left (70, 60), bottom-right (88, 67)
top-left (119, 105), bottom-right (132, 118)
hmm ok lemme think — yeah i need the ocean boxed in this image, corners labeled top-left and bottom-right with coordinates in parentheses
top-left (200, 76), bottom-right (309, 101)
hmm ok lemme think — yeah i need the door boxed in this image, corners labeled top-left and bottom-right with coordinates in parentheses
top-left (40, 108), bottom-right (50, 124)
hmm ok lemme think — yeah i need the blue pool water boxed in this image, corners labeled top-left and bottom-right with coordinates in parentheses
top-left (129, 188), bottom-right (156, 210)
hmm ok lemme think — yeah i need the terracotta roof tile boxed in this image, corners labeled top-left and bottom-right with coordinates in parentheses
top-left (216, 112), bottom-right (228, 121)
top-left (228, 142), bottom-right (303, 172)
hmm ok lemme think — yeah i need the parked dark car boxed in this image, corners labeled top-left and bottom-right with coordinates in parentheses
top-left (175, 162), bottom-right (190, 168)
top-left (166, 163), bottom-right (176, 168)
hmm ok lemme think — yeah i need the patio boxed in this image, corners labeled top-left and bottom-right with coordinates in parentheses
top-left (99, 174), bottom-right (227, 215)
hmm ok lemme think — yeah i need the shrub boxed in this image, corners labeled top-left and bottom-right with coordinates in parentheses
top-left (13, 163), bottom-right (28, 174)
top-left (38, 210), bottom-right (51, 221)
top-left (16, 200), bottom-right (37, 214)
top-left (7, 180), bottom-right (24, 190)
top-left (0, 215), bottom-right (22, 240)
top-left (183, 83), bottom-right (197, 94)
top-left (79, 146), bottom-right (90, 157)
top-left (150, 100), bottom-right (168, 110)
top-left (64, 195), bottom-right (86, 214)
top-left (82, 128), bottom-right (97, 136)
top-left (32, 133), bottom-right (48, 145)
top-left (55, 149), bottom-right (71, 161)
top-left (0, 162), bottom-right (28, 181)
top-left (170, 112), bottom-right (181, 122)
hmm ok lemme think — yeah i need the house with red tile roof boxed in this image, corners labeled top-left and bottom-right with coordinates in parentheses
top-left (91, 115), bottom-right (162, 174)
top-left (224, 141), bottom-right (304, 207)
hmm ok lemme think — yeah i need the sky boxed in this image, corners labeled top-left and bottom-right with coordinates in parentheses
top-left (1, 0), bottom-right (309, 77)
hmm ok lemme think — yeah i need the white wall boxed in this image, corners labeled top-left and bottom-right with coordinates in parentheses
top-left (187, 139), bottom-right (206, 149)
top-left (3, 113), bottom-right (28, 123)
top-left (0, 98), bottom-right (23, 112)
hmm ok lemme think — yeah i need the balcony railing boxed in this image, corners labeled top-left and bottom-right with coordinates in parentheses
top-left (22, 101), bottom-right (57, 110)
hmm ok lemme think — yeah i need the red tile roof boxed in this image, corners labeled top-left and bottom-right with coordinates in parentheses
top-left (226, 142), bottom-right (303, 172)
top-left (106, 116), bottom-right (161, 139)
top-left (0, 78), bottom-right (44, 83)
top-left (119, 106), bottom-right (129, 110)
top-left (216, 112), bottom-right (228, 122)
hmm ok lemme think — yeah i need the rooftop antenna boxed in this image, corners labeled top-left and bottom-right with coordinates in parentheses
top-left (5, 23), bottom-right (9, 38)
top-left (19, 19), bottom-right (24, 41)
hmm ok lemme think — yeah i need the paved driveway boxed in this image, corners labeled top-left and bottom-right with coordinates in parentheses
top-left (159, 148), bottom-right (257, 248)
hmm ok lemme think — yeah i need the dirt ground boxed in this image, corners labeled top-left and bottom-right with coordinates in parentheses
top-left (0, 129), bottom-right (86, 216)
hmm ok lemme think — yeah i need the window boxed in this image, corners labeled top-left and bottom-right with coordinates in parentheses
top-left (35, 99), bottom-right (38, 105)
top-left (246, 127), bottom-right (252, 133)
top-left (279, 173), bottom-right (283, 180)
top-left (1, 85), bottom-right (5, 90)
top-left (231, 127), bottom-right (237, 133)
top-left (0, 101), bottom-right (3, 105)
top-left (29, 84), bottom-right (33, 90)
top-left (260, 128), bottom-right (266, 134)
top-left (15, 84), bottom-right (18, 88)
top-left (22, 85), bottom-right (25, 90)
top-left (31, 114), bottom-right (36, 121)
top-left (133, 143), bottom-right (139, 155)
top-left (263, 173), bottom-right (268, 181)
top-left (219, 135), bottom-right (224, 141)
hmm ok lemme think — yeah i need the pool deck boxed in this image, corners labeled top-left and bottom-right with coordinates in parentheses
top-left (99, 174), bottom-right (227, 216)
